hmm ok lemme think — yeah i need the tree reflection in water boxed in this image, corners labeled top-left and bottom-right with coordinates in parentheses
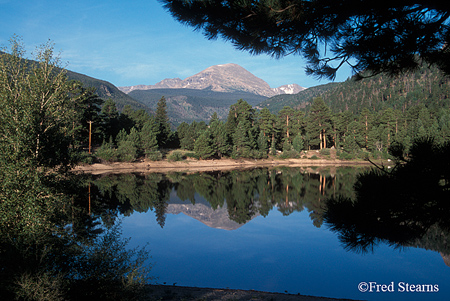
top-left (88, 166), bottom-right (364, 228)
top-left (0, 171), bottom-right (153, 300)
top-left (324, 138), bottom-right (450, 263)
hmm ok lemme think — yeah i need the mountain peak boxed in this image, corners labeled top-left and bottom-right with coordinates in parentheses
top-left (119, 64), bottom-right (305, 97)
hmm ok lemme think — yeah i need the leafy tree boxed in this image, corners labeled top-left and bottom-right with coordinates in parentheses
top-left (209, 117), bottom-right (230, 157)
top-left (258, 107), bottom-right (277, 149)
top-left (116, 128), bottom-right (139, 162)
top-left (257, 130), bottom-right (268, 154)
top-left (0, 37), bottom-right (151, 300)
top-left (69, 82), bottom-right (104, 148)
top-left (0, 37), bottom-right (76, 170)
top-left (161, 0), bottom-right (450, 79)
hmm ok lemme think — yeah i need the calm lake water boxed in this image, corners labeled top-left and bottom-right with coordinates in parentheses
top-left (91, 167), bottom-right (450, 301)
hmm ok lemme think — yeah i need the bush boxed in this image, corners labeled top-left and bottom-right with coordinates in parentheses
top-left (320, 148), bottom-right (330, 156)
top-left (337, 151), bottom-right (354, 160)
top-left (279, 149), bottom-right (299, 159)
top-left (146, 150), bottom-right (162, 161)
top-left (184, 152), bottom-right (198, 159)
top-left (309, 155), bottom-right (320, 160)
top-left (78, 152), bottom-right (96, 165)
top-left (167, 151), bottom-right (184, 162)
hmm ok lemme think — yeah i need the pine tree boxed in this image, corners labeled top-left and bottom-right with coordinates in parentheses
top-left (209, 118), bottom-right (230, 157)
top-left (306, 97), bottom-right (333, 149)
top-left (194, 131), bottom-right (214, 159)
top-left (100, 99), bottom-right (120, 142)
top-left (140, 117), bottom-right (160, 157)
top-left (155, 96), bottom-right (171, 148)
top-left (277, 106), bottom-right (296, 142)
top-left (292, 134), bottom-right (304, 152)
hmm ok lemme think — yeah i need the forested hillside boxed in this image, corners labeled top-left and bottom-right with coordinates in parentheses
top-left (258, 82), bottom-right (339, 113)
top-left (261, 64), bottom-right (450, 115)
top-left (322, 66), bottom-right (450, 114)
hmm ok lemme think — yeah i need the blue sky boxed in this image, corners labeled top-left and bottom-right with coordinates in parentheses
top-left (1, 0), bottom-right (352, 88)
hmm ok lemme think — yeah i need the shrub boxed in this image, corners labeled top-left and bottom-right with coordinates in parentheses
top-left (167, 151), bottom-right (184, 162)
top-left (319, 148), bottom-right (330, 156)
top-left (184, 152), bottom-right (198, 159)
top-left (146, 150), bottom-right (162, 161)
top-left (338, 151), bottom-right (354, 160)
top-left (279, 149), bottom-right (299, 159)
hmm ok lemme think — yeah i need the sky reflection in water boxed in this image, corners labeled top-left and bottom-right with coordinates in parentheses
top-left (121, 192), bottom-right (450, 301)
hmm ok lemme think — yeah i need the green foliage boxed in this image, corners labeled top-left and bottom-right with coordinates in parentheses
top-left (162, 1), bottom-right (450, 79)
top-left (194, 131), bottom-right (215, 159)
top-left (0, 37), bottom-right (77, 171)
top-left (292, 134), bottom-right (304, 152)
top-left (155, 96), bottom-right (171, 148)
top-left (325, 138), bottom-right (450, 254)
top-left (167, 150), bottom-right (184, 162)
top-left (95, 138), bottom-right (117, 162)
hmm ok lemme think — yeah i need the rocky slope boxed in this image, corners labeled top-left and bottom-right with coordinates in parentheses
top-left (119, 63), bottom-right (304, 97)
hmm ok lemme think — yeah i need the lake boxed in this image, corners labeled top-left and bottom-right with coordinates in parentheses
top-left (89, 166), bottom-right (450, 300)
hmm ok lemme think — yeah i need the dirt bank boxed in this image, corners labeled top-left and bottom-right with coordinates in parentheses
top-left (143, 284), bottom-right (360, 301)
top-left (72, 157), bottom-right (376, 175)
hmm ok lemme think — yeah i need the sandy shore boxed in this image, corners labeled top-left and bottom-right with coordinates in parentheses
top-left (72, 157), bottom-right (375, 175)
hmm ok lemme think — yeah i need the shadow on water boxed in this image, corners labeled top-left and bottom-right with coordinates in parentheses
top-left (323, 138), bottom-right (450, 265)
top-left (0, 170), bottom-right (152, 300)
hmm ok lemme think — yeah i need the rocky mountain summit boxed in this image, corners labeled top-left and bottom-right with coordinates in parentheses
top-left (119, 63), bottom-right (304, 97)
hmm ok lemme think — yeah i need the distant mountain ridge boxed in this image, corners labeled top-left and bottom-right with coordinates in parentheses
top-left (65, 70), bottom-right (149, 112)
top-left (119, 63), bottom-right (305, 97)
top-left (128, 88), bottom-right (266, 126)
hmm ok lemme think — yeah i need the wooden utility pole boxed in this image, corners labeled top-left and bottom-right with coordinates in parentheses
top-left (88, 121), bottom-right (93, 154)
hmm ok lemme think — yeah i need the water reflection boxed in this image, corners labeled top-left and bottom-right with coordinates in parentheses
top-left (88, 167), bottom-right (363, 229)
top-left (323, 162), bottom-right (450, 267)
top-left (87, 165), bottom-right (450, 269)
top-left (0, 171), bottom-right (152, 300)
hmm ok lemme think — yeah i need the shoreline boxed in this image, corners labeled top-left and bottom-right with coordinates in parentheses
top-left (72, 157), bottom-right (378, 175)
top-left (144, 284), bottom-right (361, 300)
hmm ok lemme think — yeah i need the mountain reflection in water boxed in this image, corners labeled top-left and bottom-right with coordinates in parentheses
top-left (84, 166), bottom-right (450, 300)
top-left (89, 166), bottom-right (361, 228)
top-left (87, 166), bottom-right (450, 262)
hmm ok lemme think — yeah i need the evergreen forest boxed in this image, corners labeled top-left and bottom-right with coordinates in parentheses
top-left (92, 63), bottom-right (450, 163)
